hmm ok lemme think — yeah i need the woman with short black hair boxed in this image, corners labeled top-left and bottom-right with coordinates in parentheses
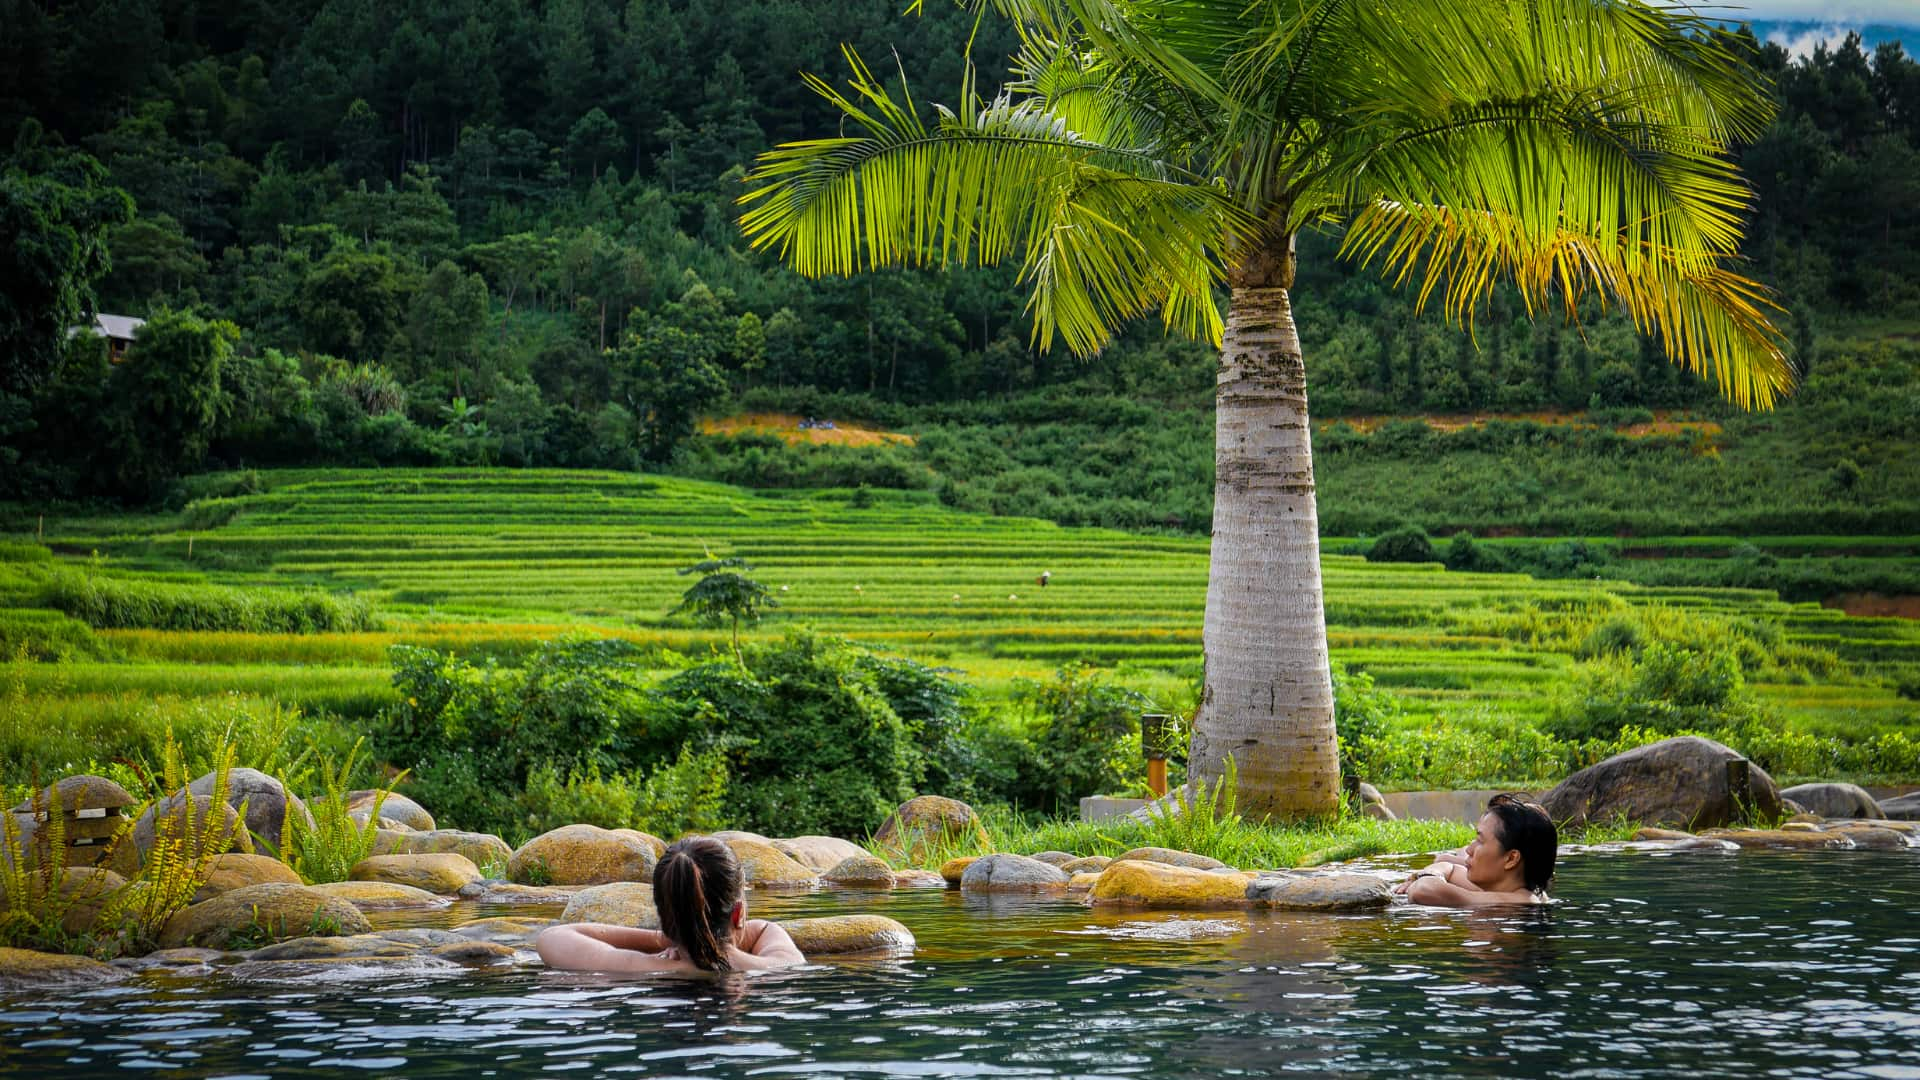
top-left (1396, 793), bottom-right (1557, 906)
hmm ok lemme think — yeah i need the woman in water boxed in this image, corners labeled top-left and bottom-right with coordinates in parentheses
top-left (1395, 793), bottom-right (1557, 906)
top-left (536, 836), bottom-right (805, 973)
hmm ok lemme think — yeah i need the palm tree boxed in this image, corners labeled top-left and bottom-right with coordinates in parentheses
top-left (739, 0), bottom-right (1792, 818)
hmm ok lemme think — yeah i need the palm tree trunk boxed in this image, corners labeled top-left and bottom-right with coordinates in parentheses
top-left (1187, 234), bottom-right (1341, 819)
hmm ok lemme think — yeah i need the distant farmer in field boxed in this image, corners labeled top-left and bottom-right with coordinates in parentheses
top-left (1395, 793), bottom-right (1556, 907)
top-left (1037, 570), bottom-right (1052, 588)
top-left (536, 837), bottom-right (805, 974)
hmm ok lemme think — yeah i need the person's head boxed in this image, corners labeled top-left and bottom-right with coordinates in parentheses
top-left (654, 836), bottom-right (745, 970)
top-left (1468, 793), bottom-right (1558, 894)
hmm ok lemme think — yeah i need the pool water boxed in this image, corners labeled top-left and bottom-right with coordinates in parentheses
top-left (3, 848), bottom-right (1916, 1078)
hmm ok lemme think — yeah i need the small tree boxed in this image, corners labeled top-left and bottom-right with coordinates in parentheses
top-left (673, 557), bottom-right (777, 662)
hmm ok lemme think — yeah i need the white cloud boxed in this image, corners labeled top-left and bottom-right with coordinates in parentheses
top-left (1698, 1), bottom-right (1920, 22)
top-left (1767, 22), bottom-right (1862, 57)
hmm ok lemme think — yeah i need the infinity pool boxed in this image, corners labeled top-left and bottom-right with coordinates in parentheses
top-left (3, 848), bottom-right (1916, 1078)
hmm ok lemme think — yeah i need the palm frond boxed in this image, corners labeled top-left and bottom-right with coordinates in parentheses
top-left (740, 47), bottom-right (1239, 354)
top-left (1343, 198), bottom-right (1792, 409)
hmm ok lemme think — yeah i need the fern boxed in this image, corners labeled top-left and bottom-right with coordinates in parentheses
top-left (101, 727), bottom-right (244, 953)
top-left (289, 738), bottom-right (403, 884)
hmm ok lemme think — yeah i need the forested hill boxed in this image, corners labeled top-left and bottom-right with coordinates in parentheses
top-left (1, 3), bottom-right (1917, 501)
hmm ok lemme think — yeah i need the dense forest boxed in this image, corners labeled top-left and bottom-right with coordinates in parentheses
top-left (1, 0), bottom-right (1917, 501)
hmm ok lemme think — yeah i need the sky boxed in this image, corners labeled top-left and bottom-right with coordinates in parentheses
top-left (1705, 1), bottom-right (1920, 21)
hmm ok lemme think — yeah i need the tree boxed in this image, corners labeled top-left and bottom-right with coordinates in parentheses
top-left (740, 0), bottom-right (1792, 817)
top-left (673, 556), bottom-right (778, 663)
top-left (101, 308), bottom-right (238, 496)
top-left (0, 145), bottom-right (133, 397)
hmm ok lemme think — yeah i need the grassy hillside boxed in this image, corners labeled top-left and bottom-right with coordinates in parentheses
top-left (4, 469), bottom-right (1916, 796)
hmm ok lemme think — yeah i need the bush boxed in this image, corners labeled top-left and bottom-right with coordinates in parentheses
top-left (1367, 524), bottom-right (1438, 564)
top-left (965, 665), bottom-right (1149, 815)
top-left (520, 746), bottom-right (730, 839)
top-left (1544, 642), bottom-right (1764, 743)
top-left (0, 609), bottom-right (113, 661)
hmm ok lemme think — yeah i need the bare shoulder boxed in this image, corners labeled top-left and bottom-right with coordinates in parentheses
top-left (735, 919), bottom-right (805, 966)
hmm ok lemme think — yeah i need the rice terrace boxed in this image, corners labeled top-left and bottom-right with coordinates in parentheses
top-left (3, 0), bottom-right (1919, 1076)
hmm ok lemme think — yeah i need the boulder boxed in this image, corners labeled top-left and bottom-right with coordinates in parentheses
top-left (348, 809), bottom-right (413, 832)
top-left (1699, 828), bottom-right (1854, 850)
top-left (373, 828), bottom-right (512, 870)
top-left (12, 775), bottom-right (136, 817)
top-left (0, 865), bottom-right (128, 937)
top-left (959, 853), bottom-right (1069, 892)
top-left (1880, 792), bottom-right (1920, 821)
top-left (157, 883), bottom-right (371, 950)
top-left (1822, 824), bottom-right (1914, 850)
top-left (559, 882), bottom-right (659, 927)
top-left (456, 882), bottom-right (579, 905)
top-left (822, 854), bottom-right (896, 888)
top-left (1631, 827), bottom-right (1696, 841)
top-left (1066, 872), bottom-right (1102, 891)
top-left (132, 791), bottom-right (254, 862)
top-left (349, 852), bottom-right (483, 894)
top-left (710, 830), bottom-right (774, 845)
top-left (872, 796), bottom-right (989, 861)
top-left (722, 837), bottom-right (819, 888)
top-left (1539, 736), bottom-right (1782, 830)
top-left (509, 824), bottom-right (656, 886)
top-left (1091, 861), bottom-right (1254, 907)
top-left (1028, 850), bottom-right (1077, 867)
top-left (1356, 782), bottom-right (1396, 821)
top-left (250, 934), bottom-right (421, 962)
top-left (345, 790), bottom-right (434, 832)
top-left (938, 856), bottom-right (978, 886)
top-left (0, 945), bottom-right (125, 989)
top-left (453, 917), bottom-right (554, 946)
top-left (773, 835), bottom-right (870, 871)
top-left (192, 852), bottom-right (303, 901)
top-left (309, 881), bottom-right (453, 911)
top-left (779, 915), bottom-right (915, 957)
top-left (1780, 783), bottom-right (1885, 821)
top-left (1247, 873), bottom-right (1393, 911)
top-left (187, 768), bottom-right (314, 855)
top-left (892, 869), bottom-right (946, 888)
top-left (432, 940), bottom-right (517, 965)
top-left (1114, 847), bottom-right (1228, 871)
top-left (612, 829), bottom-right (668, 860)
top-left (1059, 856), bottom-right (1112, 875)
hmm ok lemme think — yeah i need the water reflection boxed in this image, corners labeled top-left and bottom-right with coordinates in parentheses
top-left (1, 850), bottom-right (1915, 1078)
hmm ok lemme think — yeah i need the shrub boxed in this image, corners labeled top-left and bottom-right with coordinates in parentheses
top-left (1544, 642), bottom-right (1763, 743)
top-left (1367, 524), bottom-right (1438, 564)
top-left (520, 745), bottom-right (730, 839)
top-left (0, 609), bottom-right (113, 661)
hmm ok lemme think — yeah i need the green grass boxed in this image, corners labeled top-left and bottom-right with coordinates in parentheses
top-left (3, 467), bottom-right (1916, 792)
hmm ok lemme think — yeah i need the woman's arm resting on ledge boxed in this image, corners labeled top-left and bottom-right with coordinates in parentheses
top-left (536, 923), bottom-right (676, 972)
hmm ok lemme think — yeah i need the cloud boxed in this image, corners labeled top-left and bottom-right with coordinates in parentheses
top-left (1714, 1), bottom-right (1920, 22)
top-left (1768, 23), bottom-right (1861, 57)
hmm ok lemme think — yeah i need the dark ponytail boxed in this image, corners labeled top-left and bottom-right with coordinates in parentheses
top-left (654, 837), bottom-right (743, 971)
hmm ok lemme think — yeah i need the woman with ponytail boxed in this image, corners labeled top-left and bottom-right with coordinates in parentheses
top-left (536, 837), bottom-right (805, 973)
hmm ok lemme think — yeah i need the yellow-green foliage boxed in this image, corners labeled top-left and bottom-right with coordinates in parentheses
top-left (103, 729), bottom-right (245, 953)
top-left (288, 739), bottom-right (394, 884)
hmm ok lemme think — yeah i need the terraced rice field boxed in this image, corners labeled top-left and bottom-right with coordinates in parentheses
top-left (10, 468), bottom-right (1918, 741)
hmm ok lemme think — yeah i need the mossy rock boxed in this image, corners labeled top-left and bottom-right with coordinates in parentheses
top-left (345, 790), bottom-right (435, 832)
top-left (722, 838), bottom-right (818, 888)
top-left (780, 914), bottom-right (915, 957)
top-left (157, 883), bottom-right (371, 950)
top-left (193, 853), bottom-right (303, 902)
top-left (823, 854), bottom-right (896, 888)
top-left (558, 883), bottom-right (659, 928)
top-left (373, 828), bottom-right (512, 870)
top-left (938, 856), bottom-right (979, 886)
top-left (1246, 873), bottom-right (1392, 911)
top-left (0, 946), bottom-right (125, 989)
top-left (1090, 861), bottom-right (1254, 908)
top-left (509, 824), bottom-right (657, 886)
top-left (872, 796), bottom-right (989, 861)
top-left (132, 792), bottom-right (254, 863)
top-left (348, 852), bottom-right (482, 894)
top-left (309, 881), bottom-right (453, 911)
top-left (773, 835), bottom-right (870, 871)
top-left (1113, 847), bottom-right (1228, 871)
top-left (1059, 856), bottom-right (1112, 875)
